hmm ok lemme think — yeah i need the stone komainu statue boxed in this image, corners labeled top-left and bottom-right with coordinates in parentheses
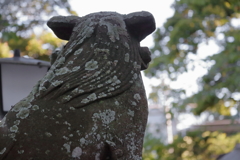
top-left (0, 11), bottom-right (155, 160)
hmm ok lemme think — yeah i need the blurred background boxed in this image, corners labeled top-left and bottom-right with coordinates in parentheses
top-left (1, 0), bottom-right (240, 159)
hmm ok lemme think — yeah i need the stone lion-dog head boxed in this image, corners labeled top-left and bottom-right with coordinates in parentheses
top-left (35, 11), bottom-right (155, 108)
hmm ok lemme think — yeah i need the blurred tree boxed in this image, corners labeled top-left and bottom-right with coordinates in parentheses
top-left (0, 0), bottom-right (76, 59)
top-left (143, 130), bottom-right (240, 160)
top-left (0, 0), bottom-right (77, 37)
top-left (145, 0), bottom-right (240, 115)
top-left (0, 42), bottom-right (11, 57)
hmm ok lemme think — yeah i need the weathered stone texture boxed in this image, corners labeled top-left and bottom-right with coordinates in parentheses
top-left (0, 11), bottom-right (155, 160)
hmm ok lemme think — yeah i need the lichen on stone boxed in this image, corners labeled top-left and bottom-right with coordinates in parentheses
top-left (72, 147), bottom-right (82, 158)
top-left (63, 143), bottom-right (71, 153)
top-left (92, 109), bottom-right (115, 125)
top-left (52, 80), bottom-right (63, 86)
top-left (0, 117), bottom-right (6, 128)
top-left (10, 125), bottom-right (18, 133)
top-left (127, 109), bottom-right (135, 117)
top-left (14, 120), bottom-right (20, 125)
top-left (16, 108), bottom-right (30, 119)
top-left (55, 67), bottom-right (70, 76)
top-left (0, 148), bottom-right (6, 154)
top-left (111, 76), bottom-right (121, 86)
top-left (32, 105), bottom-right (39, 111)
top-left (133, 94), bottom-right (141, 102)
top-left (81, 93), bottom-right (97, 104)
top-left (74, 48), bottom-right (83, 55)
top-left (98, 92), bottom-right (107, 98)
top-left (125, 53), bottom-right (130, 62)
top-left (72, 66), bottom-right (80, 72)
top-left (45, 132), bottom-right (52, 137)
top-left (85, 59), bottom-right (98, 70)
top-left (12, 99), bottom-right (31, 112)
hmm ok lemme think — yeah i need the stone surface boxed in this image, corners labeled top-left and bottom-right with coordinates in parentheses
top-left (0, 11), bottom-right (155, 160)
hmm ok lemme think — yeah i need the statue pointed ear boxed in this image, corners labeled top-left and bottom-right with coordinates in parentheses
top-left (47, 16), bottom-right (80, 40)
top-left (124, 11), bottom-right (156, 42)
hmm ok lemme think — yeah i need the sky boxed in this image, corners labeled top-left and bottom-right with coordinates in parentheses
top-left (68, 0), bottom-right (175, 96)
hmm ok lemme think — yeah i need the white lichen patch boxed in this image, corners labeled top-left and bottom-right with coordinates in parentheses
top-left (130, 101), bottom-right (137, 106)
top-left (65, 48), bottom-right (72, 56)
top-left (113, 60), bottom-right (118, 66)
top-left (0, 117), bottom-right (6, 128)
top-left (68, 61), bottom-right (73, 65)
top-left (72, 66), bottom-right (80, 72)
top-left (81, 93), bottom-right (97, 103)
top-left (97, 84), bottom-right (103, 88)
top-left (56, 113), bottom-right (62, 118)
top-left (124, 42), bottom-right (130, 49)
top-left (52, 80), bottom-right (63, 86)
top-left (63, 143), bottom-right (71, 153)
top-left (98, 92), bottom-right (107, 98)
top-left (92, 109), bottom-right (115, 125)
top-left (0, 148), bottom-right (6, 154)
top-left (70, 107), bottom-right (76, 110)
top-left (32, 105), bottom-right (39, 111)
top-left (85, 60), bottom-right (98, 70)
top-left (133, 94), bottom-right (141, 102)
top-left (45, 150), bottom-right (50, 155)
top-left (78, 89), bottom-right (84, 93)
top-left (57, 57), bottom-right (65, 66)
top-left (12, 99), bottom-right (31, 112)
top-left (89, 93), bottom-right (97, 100)
top-left (99, 14), bottom-right (127, 42)
top-left (72, 147), bottom-right (82, 158)
top-left (95, 153), bottom-right (100, 160)
top-left (10, 125), bottom-right (18, 133)
top-left (63, 121), bottom-right (71, 126)
top-left (81, 98), bottom-right (89, 104)
top-left (107, 87), bottom-right (115, 92)
top-left (106, 140), bottom-right (116, 147)
top-left (55, 67), bottom-right (70, 76)
top-left (43, 70), bottom-right (55, 82)
top-left (16, 108), bottom-right (30, 119)
top-left (111, 76), bottom-right (121, 86)
top-left (18, 150), bottom-right (24, 154)
top-left (96, 134), bottom-right (101, 140)
top-left (133, 62), bottom-right (141, 69)
top-left (125, 53), bottom-right (130, 62)
top-left (45, 132), bottom-right (52, 137)
top-left (62, 95), bottom-right (72, 101)
top-left (79, 138), bottom-right (86, 145)
top-left (74, 48), bottom-right (83, 55)
top-left (14, 120), bottom-right (20, 125)
top-left (128, 109), bottom-right (135, 117)
top-left (133, 73), bottom-right (138, 80)
top-left (115, 101), bottom-right (119, 106)
top-left (63, 136), bottom-right (69, 140)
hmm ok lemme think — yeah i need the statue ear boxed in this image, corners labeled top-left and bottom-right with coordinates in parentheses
top-left (124, 11), bottom-right (156, 42)
top-left (140, 47), bottom-right (151, 70)
top-left (47, 16), bottom-right (80, 40)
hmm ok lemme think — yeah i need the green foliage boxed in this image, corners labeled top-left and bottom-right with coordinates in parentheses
top-left (146, 0), bottom-right (240, 115)
top-left (0, 0), bottom-right (77, 35)
top-left (0, 31), bottom-right (66, 60)
top-left (143, 130), bottom-right (240, 160)
top-left (0, 42), bottom-right (11, 58)
top-left (0, 0), bottom-right (75, 60)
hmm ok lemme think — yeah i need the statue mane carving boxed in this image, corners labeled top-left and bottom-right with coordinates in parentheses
top-left (34, 11), bottom-right (155, 108)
